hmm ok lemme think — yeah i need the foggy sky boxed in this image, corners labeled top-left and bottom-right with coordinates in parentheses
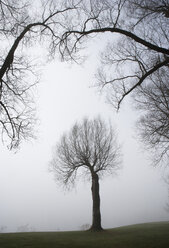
top-left (0, 43), bottom-right (169, 233)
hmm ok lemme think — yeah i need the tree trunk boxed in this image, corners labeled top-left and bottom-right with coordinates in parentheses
top-left (90, 172), bottom-right (103, 231)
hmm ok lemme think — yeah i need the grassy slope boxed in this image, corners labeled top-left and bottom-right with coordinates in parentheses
top-left (0, 222), bottom-right (169, 248)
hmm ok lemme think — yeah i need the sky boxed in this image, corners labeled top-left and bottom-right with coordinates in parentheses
top-left (0, 40), bottom-right (169, 233)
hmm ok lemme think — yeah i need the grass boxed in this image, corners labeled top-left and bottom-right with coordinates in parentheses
top-left (0, 222), bottom-right (169, 248)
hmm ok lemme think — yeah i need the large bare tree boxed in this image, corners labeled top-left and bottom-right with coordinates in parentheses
top-left (58, 0), bottom-right (168, 107)
top-left (0, 0), bottom-right (77, 149)
top-left (1, 0), bottom-right (168, 162)
top-left (56, 0), bottom-right (169, 164)
top-left (50, 117), bottom-right (121, 231)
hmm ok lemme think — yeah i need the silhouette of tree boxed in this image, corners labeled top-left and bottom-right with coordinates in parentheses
top-left (58, 0), bottom-right (168, 104)
top-left (17, 223), bottom-right (35, 232)
top-left (134, 70), bottom-right (169, 165)
top-left (1, 0), bottom-right (168, 161)
top-left (57, 0), bottom-right (169, 164)
top-left (0, 0), bottom-right (76, 149)
top-left (0, 225), bottom-right (7, 233)
top-left (50, 117), bottom-right (121, 231)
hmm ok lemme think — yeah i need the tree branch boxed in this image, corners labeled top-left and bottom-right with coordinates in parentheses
top-left (62, 27), bottom-right (169, 55)
top-left (117, 58), bottom-right (169, 109)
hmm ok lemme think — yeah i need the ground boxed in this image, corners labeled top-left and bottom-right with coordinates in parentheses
top-left (0, 222), bottom-right (169, 248)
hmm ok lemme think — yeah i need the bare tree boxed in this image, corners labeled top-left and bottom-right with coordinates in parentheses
top-left (80, 223), bottom-right (90, 231)
top-left (58, 0), bottom-right (168, 107)
top-left (50, 117), bottom-right (121, 231)
top-left (163, 174), bottom-right (169, 212)
top-left (134, 70), bottom-right (169, 166)
top-left (0, 0), bottom-right (77, 149)
top-left (17, 223), bottom-right (36, 232)
top-left (0, 225), bottom-right (7, 233)
top-left (1, 0), bottom-right (168, 163)
top-left (56, 0), bottom-right (169, 164)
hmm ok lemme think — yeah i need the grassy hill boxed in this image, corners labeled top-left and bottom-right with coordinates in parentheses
top-left (0, 222), bottom-right (169, 248)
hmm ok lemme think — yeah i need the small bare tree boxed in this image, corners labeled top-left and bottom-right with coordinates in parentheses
top-left (0, 225), bottom-right (7, 233)
top-left (50, 117), bottom-right (121, 231)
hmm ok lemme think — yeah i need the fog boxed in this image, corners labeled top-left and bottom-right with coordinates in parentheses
top-left (0, 53), bottom-right (169, 233)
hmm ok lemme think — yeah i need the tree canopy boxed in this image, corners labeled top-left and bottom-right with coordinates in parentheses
top-left (0, 0), bottom-right (168, 161)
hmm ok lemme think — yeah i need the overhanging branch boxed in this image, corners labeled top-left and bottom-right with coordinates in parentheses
top-left (117, 58), bottom-right (169, 110)
top-left (62, 27), bottom-right (169, 55)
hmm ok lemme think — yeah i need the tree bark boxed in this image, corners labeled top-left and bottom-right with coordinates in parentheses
top-left (90, 172), bottom-right (103, 231)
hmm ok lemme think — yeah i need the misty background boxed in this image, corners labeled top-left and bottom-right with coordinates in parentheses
top-left (0, 39), bottom-right (169, 233)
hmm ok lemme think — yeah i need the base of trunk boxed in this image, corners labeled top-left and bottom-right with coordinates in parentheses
top-left (89, 225), bottom-right (103, 232)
